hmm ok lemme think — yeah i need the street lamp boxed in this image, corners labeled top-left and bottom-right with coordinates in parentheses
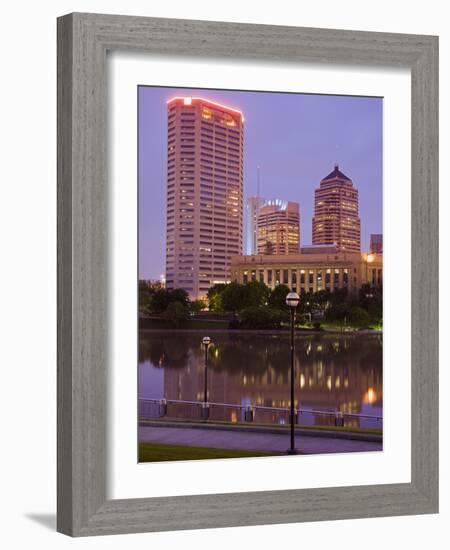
top-left (202, 336), bottom-right (211, 419)
top-left (285, 291), bottom-right (300, 454)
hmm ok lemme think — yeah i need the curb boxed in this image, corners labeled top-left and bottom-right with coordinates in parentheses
top-left (139, 419), bottom-right (382, 443)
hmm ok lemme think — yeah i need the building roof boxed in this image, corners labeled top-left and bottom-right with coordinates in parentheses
top-left (166, 96), bottom-right (244, 120)
top-left (322, 164), bottom-right (352, 182)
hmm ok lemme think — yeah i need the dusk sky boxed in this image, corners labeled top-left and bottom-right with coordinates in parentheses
top-left (139, 86), bottom-right (382, 280)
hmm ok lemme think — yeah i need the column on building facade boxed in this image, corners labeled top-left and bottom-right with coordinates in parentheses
top-left (311, 268), bottom-right (317, 293)
top-left (291, 268), bottom-right (298, 291)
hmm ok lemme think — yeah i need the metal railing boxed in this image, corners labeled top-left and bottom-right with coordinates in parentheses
top-left (139, 398), bottom-right (382, 429)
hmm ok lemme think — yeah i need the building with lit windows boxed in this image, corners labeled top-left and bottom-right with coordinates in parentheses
top-left (370, 234), bottom-right (383, 254)
top-left (257, 200), bottom-right (300, 255)
top-left (165, 97), bottom-right (244, 299)
top-left (245, 195), bottom-right (265, 255)
top-left (230, 250), bottom-right (382, 292)
top-left (312, 164), bottom-right (361, 252)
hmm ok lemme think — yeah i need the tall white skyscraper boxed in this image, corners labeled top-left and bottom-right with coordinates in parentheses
top-left (165, 96), bottom-right (244, 299)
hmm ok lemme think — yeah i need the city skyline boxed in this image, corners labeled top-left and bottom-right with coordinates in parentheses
top-left (139, 86), bottom-right (382, 280)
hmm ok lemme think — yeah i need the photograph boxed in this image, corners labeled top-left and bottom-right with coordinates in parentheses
top-left (138, 86), bottom-right (383, 463)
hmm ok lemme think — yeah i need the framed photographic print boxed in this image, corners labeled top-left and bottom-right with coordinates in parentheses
top-left (57, 13), bottom-right (438, 536)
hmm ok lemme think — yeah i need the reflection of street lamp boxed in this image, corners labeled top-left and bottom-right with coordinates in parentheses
top-left (286, 291), bottom-right (300, 454)
top-left (202, 336), bottom-right (211, 418)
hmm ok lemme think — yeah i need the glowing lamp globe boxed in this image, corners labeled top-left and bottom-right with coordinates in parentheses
top-left (285, 291), bottom-right (300, 309)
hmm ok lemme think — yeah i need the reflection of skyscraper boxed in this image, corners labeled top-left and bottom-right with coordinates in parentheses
top-left (370, 234), bottom-right (383, 254)
top-left (246, 196), bottom-right (265, 254)
top-left (165, 97), bottom-right (244, 299)
top-left (312, 164), bottom-right (361, 252)
top-left (257, 200), bottom-right (300, 255)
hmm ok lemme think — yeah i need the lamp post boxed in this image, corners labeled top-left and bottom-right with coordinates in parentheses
top-left (202, 336), bottom-right (211, 419)
top-left (285, 291), bottom-right (300, 454)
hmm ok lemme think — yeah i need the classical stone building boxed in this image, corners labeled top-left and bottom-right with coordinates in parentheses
top-left (230, 249), bottom-right (382, 293)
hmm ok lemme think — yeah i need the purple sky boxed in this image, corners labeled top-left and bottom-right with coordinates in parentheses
top-left (139, 86), bottom-right (382, 279)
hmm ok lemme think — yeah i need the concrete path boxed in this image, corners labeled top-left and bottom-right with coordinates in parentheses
top-left (139, 425), bottom-right (382, 455)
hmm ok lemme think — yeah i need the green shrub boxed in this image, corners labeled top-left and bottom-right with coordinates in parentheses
top-left (163, 301), bottom-right (189, 328)
top-left (348, 306), bottom-right (371, 328)
top-left (238, 306), bottom-right (288, 329)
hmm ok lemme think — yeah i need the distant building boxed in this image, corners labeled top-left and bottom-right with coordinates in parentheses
top-left (230, 251), bottom-right (382, 292)
top-left (245, 196), bottom-right (265, 255)
top-left (257, 200), bottom-right (300, 255)
top-left (159, 273), bottom-right (166, 288)
top-left (300, 245), bottom-right (338, 255)
top-left (312, 164), bottom-right (361, 252)
top-left (165, 97), bottom-right (244, 299)
top-left (370, 234), bottom-right (383, 254)
top-left (140, 279), bottom-right (164, 290)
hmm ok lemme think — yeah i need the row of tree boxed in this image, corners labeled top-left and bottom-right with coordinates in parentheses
top-left (207, 281), bottom-right (382, 329)
top-left (139, 280), bottom-right (382, 329)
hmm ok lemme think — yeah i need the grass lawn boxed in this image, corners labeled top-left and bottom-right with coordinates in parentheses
top-left (139, 442), bottom-right (279, 462)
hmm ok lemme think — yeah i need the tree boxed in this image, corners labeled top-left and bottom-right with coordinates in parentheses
top-left (268, 284), bottom-right (290, 310)
top-left (312, 289), bottom-right (331, 309)
top-left (325, 302), bottom-right (351, 326)
top-left (190, 299), bottom-right (206, 314)
top-left (139, 280), bottom-right (155, 315)
top-left (243, 280), bottom-right (270, 308)
top-left (238, 306), bottom-right (287, 329)
top-left (149, 288), bottom-right (190, 314)
top-left (330, 287), bottom-right (348, 304)
top-left (221, 282), bottom-right (247, 313)
top-left (368, 298), bottom-right (383, 325)
top-left (170, 288), bottom-right (190, 308)
top-left (207, 283), bottom-right (226, 312)
top-left (150, 289), bottom-right (172, 313)
top-left (163, 301), bottom-right (189, 328)
top-left (348, 306), bottom-right (371, 328)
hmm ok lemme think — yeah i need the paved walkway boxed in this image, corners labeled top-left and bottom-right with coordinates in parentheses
top-left (139, 425), bottom-right (382, 455)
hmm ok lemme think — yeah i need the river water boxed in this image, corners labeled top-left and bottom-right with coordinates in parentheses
top-left (139, 331), bottom-right (382, 429)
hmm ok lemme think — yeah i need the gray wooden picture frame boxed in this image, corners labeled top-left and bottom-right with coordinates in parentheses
top-left (57, 12), bottom-right (439, 537)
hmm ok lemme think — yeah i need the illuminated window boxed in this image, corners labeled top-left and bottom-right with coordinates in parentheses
top-left (201, 108), bottom-right (212, 120)
top-left (275, 270), bottom-right (280, 285)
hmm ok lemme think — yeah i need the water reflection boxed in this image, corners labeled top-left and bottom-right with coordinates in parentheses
top-left (139, 332), bottom-right (382, 429)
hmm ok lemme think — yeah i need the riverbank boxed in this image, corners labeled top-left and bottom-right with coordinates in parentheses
top-left (140, 326), bottom-right (382, 335)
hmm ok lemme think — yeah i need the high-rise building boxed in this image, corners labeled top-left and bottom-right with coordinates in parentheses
top-left (165, 97), bottom-right (244, 299)
top-left (312, 164), bottom-right (360, 252)
top-left (370, 234), bottom-right (383, 254)
top-left (245, 196), bottom-right (265, 255)
top-left (257, 200), bottom-right (300, 255)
